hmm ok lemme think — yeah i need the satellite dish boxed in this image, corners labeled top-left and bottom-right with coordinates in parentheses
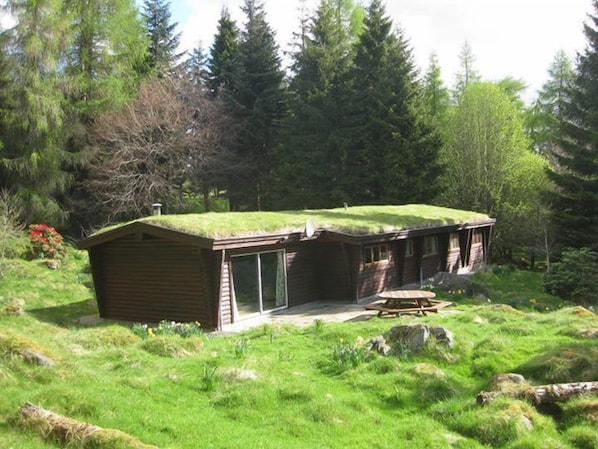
top-left (305, 220), bottom-right (315, 238)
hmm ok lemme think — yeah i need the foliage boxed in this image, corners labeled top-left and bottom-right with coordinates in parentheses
top-left (343, 0), bottom-right (442, 205)
top-left (28, 224), bottom-right (67, 262)
top-left (328, 337), bottom-right (370, 372)
top-left (439, 82), bottom-right (549, 256)
top-left (85, 75), bottom-right (236, 223)
top-left (546, 3), bottom-right (598, 251)
top-left (141, 0), bottom-right (182, 75)
top-left (543, 247), bottom-right (598, 307)
top-left (132, 320), bottom-right (202, 339)
top-left (227, 0), bottom-right (286, 210)
top-left (207, 7), bottom-right (240, 95)
top-left (273, 0), bottom-right (361, 209)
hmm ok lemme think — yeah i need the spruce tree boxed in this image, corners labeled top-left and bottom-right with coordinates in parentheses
top-left (423, 52), bottom-right (450, 125)
top-left (228, 0), bottom-right (286, 210)
top-left (274, 0), bottom-right (360, 209)
top-left (529, 50), bottom-right (575, 158)
top-left (547, 2), bottom-right (598, 250)
top-left (141, 0), bottom-right (182, 74)
top-left (207, 7), bottom-right (240, 95)
top-left (344, 0), bottom-right (442, 205)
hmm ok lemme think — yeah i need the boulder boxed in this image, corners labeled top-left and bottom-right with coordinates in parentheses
top-left (368, 335), bottom-right (391, 356)
top-left (387, 324), bottom-right (455, 353)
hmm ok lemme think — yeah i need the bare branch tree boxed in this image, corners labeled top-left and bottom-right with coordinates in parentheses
top-left (84, 75), bottom-right (242, 222)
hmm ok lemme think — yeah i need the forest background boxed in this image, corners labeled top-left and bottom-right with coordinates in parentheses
top-left (1, 0), bottom-right (598, 265)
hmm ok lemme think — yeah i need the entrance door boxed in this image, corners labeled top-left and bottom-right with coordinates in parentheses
top-left (231, 251), bottom-right (287, 319)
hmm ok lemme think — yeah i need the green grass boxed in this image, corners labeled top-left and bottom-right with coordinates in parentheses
top-left (1, 250), bottom-right (597, 448)
top-left (92, 204), bottom-right (492, 239)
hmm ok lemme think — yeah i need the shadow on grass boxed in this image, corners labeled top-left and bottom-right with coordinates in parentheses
top-left (28, 299), bottom-right (99, 328)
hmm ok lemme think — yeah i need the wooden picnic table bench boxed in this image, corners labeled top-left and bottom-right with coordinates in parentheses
top-left (364, 289), bottom-right (440, 317)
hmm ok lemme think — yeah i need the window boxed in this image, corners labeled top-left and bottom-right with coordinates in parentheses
top-left (472, 230), bottom-right (483, 244)
top-left (424, 236), bottom-right (438, 256)
top-left (449, 233), bottom-right (460, 250)
top-left (363, 244), bottom-right (389, 264)
top-left (405, 240), bottom-right (414, 257)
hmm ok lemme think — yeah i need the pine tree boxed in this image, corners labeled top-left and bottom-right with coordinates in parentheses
top-left (0, 0), bottom-right (72, 223)
top-left (207, 7), bottom-right (240, 94)
top-left (547, 2), bottom-right (598, 250)
top-left (344, 0), bottom-right (442, 205)
top-left (228, 0), bottom-right (286, 210)
top-left (141, 0), bottom-right (182, 74)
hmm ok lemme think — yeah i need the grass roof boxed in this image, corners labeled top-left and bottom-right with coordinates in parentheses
top-left (130, 204), bottom-right (492, 239)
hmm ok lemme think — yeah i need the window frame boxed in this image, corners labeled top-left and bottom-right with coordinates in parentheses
top-left (423, 235), bottom-right (439, 256)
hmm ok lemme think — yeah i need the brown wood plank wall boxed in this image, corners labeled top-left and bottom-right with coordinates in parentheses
top-left (286, 243), bottom-right (319, 307)
top-left (356, 243), bottom-right (399, 300)
top-left (315, 243), bottom-right (351, 301)
top-left (446, 249), bottom-right (461, 272)
top-left (94, 236), bottom-right (211, 326)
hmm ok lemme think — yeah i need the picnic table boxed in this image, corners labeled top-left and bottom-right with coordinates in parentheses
top-left (364, 289), bottom-right (439, 317)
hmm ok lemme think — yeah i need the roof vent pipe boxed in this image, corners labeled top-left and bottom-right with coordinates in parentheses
top-left (151, 203), bottom-right (162, 216)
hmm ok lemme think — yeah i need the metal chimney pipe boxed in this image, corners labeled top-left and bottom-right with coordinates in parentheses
top-left (151, 203), bottom-right (162, 216)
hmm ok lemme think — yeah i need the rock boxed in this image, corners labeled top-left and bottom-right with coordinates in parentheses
top-left (388, 324), bottom-right (430, 352)
top-left (419, 271), bottom-right (489, 297)
top-left (368, 335), bottom-right (391, 356)
top-left (473, 316), bottom-right (487, 324)
top-left (489, 373), bottom-right (528, 392)
top-left (387, 324), bottom-right (456, 353)
top-left (20, 349), bottom-right (55, 366)
top-left (431, 326), bottom-right (455, 349)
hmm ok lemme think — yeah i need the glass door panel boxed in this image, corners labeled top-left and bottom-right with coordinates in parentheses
top-left (260, 251), bottom-right (287, 311)
top-left (231, 255), bottom-right (260, 317)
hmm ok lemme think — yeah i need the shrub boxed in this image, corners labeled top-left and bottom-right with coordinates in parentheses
top-left (544, 248), bottom-right (598, 307)
top-left (328, 337), bottom-right (370, 373)
top-left (0, 190), bottom-right (27, 275)
top-left (28, 224), bottom-right (67, 261)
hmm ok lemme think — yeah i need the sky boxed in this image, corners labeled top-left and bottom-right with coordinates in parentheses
top-left (169, 0), bottom-right (595, 103)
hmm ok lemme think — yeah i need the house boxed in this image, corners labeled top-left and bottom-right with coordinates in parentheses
top-left (77, 204), bottom-right (495, 330)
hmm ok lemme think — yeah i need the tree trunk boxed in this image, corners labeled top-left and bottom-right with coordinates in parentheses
top-left (477, 381), bottom-right (598, 405)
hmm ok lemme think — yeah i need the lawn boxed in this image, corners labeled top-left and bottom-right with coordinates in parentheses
top-left (0, 250), bottom-right (597, 448)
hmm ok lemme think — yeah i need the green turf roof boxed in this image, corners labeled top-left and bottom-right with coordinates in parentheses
top-left (128, 204), bottom-right (492, 239)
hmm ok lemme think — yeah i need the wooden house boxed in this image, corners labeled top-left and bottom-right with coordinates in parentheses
top-left (77, 205), bottom-right (495, 330)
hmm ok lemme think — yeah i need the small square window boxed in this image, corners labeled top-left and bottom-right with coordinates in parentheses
top-left (363, 244), bottom-right (389, 265)
top-left (424, 236), bottom-right (438, 256)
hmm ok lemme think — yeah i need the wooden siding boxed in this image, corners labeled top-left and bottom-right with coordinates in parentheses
top-left (446, 248), bottom-right (461, 272)
top-left (219, 251), bottom-right (232, 326)
top-left (315, 243), bottom-right (352, 301)
top-left (357, 243), bottom-right (399, 300)
top-left (469, 242), bottom-right (485, 271)
top-left (93, 235), bottom-right (213, 327)
top-left (286, 243), bottom-right (319, 307)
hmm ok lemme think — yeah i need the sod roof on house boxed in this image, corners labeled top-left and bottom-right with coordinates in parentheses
top-left (90, 204), bottom-right (493, 241)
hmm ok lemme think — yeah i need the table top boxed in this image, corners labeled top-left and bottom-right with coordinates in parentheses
top-left (378, 290), bottom-right (436, 299)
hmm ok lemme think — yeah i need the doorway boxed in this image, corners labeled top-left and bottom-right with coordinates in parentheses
top-left (231, 250), bottom-right (287, 319)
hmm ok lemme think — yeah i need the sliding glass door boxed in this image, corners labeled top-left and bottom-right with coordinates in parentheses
top-left (231, 250), bottom-right (287, 318)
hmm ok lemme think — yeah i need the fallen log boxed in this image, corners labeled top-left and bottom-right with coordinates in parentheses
top-left (18, 402), bottom-right (157, 448)
top-left (477, 381), bottom-right (598, 405)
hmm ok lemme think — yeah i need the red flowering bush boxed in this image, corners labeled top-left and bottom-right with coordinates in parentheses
top-left (29, 224), bottom-right (67, 261)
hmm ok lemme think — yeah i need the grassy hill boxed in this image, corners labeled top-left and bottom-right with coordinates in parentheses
top-left (1, 250), bottom-right (597, 448)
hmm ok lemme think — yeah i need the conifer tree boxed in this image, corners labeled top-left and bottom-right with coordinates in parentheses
top-left (228, 0), bottom-right (286, 210)
top-left (547, 2), bottom-right (598, 250)
top-left (273, 0), bottom-right (363, 209)
top-left (207, 7), bottom-right (240, 94)
top-left (453, 41), bottom-right (481, 102)
top-left (344, 0), bottom-right (442, 204)
top-left (529, 50), bottom-right (575, 158)
top-left (141, 0), bottom-right (182, 74)
top-left (0, 0), bottom-right (72, 223)
top-left (423, 52), bottom-right (450, 125)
